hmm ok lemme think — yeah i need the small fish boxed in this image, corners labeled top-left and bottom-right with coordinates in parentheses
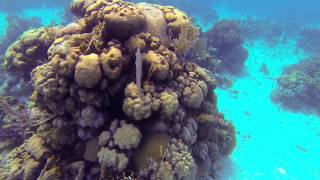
top-left (260, 63), bottom-right (270, 76)
top-left (278, 167), bottom-right (287, 175)
top-left (242, 134), bottom-right (251, 140)
top-left (296, 145), bottom-right (308, 153)
top-left (230, 90), bottom-right (239, 95)
top-left (245, 111), bottom-right (252, 116)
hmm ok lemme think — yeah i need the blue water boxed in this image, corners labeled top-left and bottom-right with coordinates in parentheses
top-left (0, 13), bottom-right (7, 36)
top-left (21, 8), bottom-right (65, 26)
top-left (216, 39), bottom-right (320, 180)
top-left (0, 0), bottom-right (319, 179)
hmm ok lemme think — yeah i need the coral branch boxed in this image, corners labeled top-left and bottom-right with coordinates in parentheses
top-left (0, 96), bottom-right (52, 139)
top-left (172, 22), bottom-right (200, 57)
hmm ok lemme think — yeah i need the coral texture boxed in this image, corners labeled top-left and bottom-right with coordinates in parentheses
top-left (273, 58), bottom-right (320, 113)
top-left (0, 0), bottom-right (236, 179)
top-left (297, 28), bottom-right (320, 56)
top-left (205, 20), bottom-right (248, 74)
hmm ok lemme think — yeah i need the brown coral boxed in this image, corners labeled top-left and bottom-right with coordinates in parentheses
top-left (3, 27), bottom-right (57, 79)
top-left (103, 3), bottom-right (146, 38)
top-left (0, 1), bottom-right (236, 180)
top-left (75, 53), bottom-right (102, 88)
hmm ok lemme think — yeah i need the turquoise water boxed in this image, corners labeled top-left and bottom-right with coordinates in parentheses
top-left (0, 1), bottom-right (320, 179)
top-left (0, 13), bottom-right (7, 36)
top-left (216, 40), bottom-right (320, 180)
top-left (194, 4), bottom-right (320, 180)
top-left (21, 8), bottom-right (64, 26)
top-left (0, 7), bottom-right (64, 38)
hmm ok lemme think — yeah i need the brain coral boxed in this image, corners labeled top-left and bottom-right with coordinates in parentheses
top-left (0, 0), bottom-right (236, 179)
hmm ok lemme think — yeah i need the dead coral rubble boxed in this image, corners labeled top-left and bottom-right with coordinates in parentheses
top-left (0, 0), bottom-right (236, 179)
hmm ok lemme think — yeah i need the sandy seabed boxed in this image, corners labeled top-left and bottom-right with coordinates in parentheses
top-left (216, 39), bottom-right (320, 180)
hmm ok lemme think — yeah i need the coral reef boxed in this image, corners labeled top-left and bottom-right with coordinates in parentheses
top-left (0, 15), bottom-right (43, 97)
top-left (0, 26), bottom-right (57, 97)
top-left (3, 27), bottom-right (57, 78)
top-left (0, 15), bottom-right (42, 56)
top-left (0, 0), bottom-right (236, 179)
top-left (0, 96), bottom-right (24, 151)
top-left (0, 95), bottom-right (52, 153)
top-left (130, 0), bottom-right (219, 26)
top-left (297, 28), bottom-right (320, 56)
top-left (205, 20), bottom-right (248, 74)
top-left (239, 17), bottom-right (290, 45)
top-left (0, 16), bottom-right (90, 97)
top-left (272, 58), bottom-right (320, 113)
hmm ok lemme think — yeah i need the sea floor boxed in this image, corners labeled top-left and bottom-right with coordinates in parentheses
top-left (215, 39), bottom-right (320, 180)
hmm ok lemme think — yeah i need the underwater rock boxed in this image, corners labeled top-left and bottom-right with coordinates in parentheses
top-left (0, 0), bottom-right (236, 179)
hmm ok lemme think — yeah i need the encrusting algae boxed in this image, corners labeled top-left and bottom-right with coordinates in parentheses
top-left (0, 0), bottom-right (236, 179)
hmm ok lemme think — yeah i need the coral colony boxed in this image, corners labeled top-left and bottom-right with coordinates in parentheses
top-left (0, 0), bottom-right (236, 179)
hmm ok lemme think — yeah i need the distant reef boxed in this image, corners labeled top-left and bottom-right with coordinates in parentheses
top-left (273, 57), bottom-right (320, 114)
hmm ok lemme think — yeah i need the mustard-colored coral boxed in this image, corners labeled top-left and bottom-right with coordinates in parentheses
top-left (3, 27), bottom-right (57, 78)
top-left (123, 83), bottom-right (152, 121)
top-left (113, 122), bottom-right (142, 150)
top-left (144, 50), bottom-right (170, 81)
top-left (100, 45), bottom-right (126, 80)
top-left (160, 91), bottom-right (179, 118)
top-left (75, 53), bottom-right (102, 88)
top-left (103, 3), bottom-right (146, 38)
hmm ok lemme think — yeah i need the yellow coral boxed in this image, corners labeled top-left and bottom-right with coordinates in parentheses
top-left (160, 91), bottom-right (179, 118)
top-left (144, 50), bottom-right (169, 81)
top-left (75, 53), bottom-right (102, 88)
top-left (100, 46), bottom-right (125, 80)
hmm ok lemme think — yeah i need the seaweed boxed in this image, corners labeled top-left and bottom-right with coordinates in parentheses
top-left (0, 96), bottom-right (52, 139)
